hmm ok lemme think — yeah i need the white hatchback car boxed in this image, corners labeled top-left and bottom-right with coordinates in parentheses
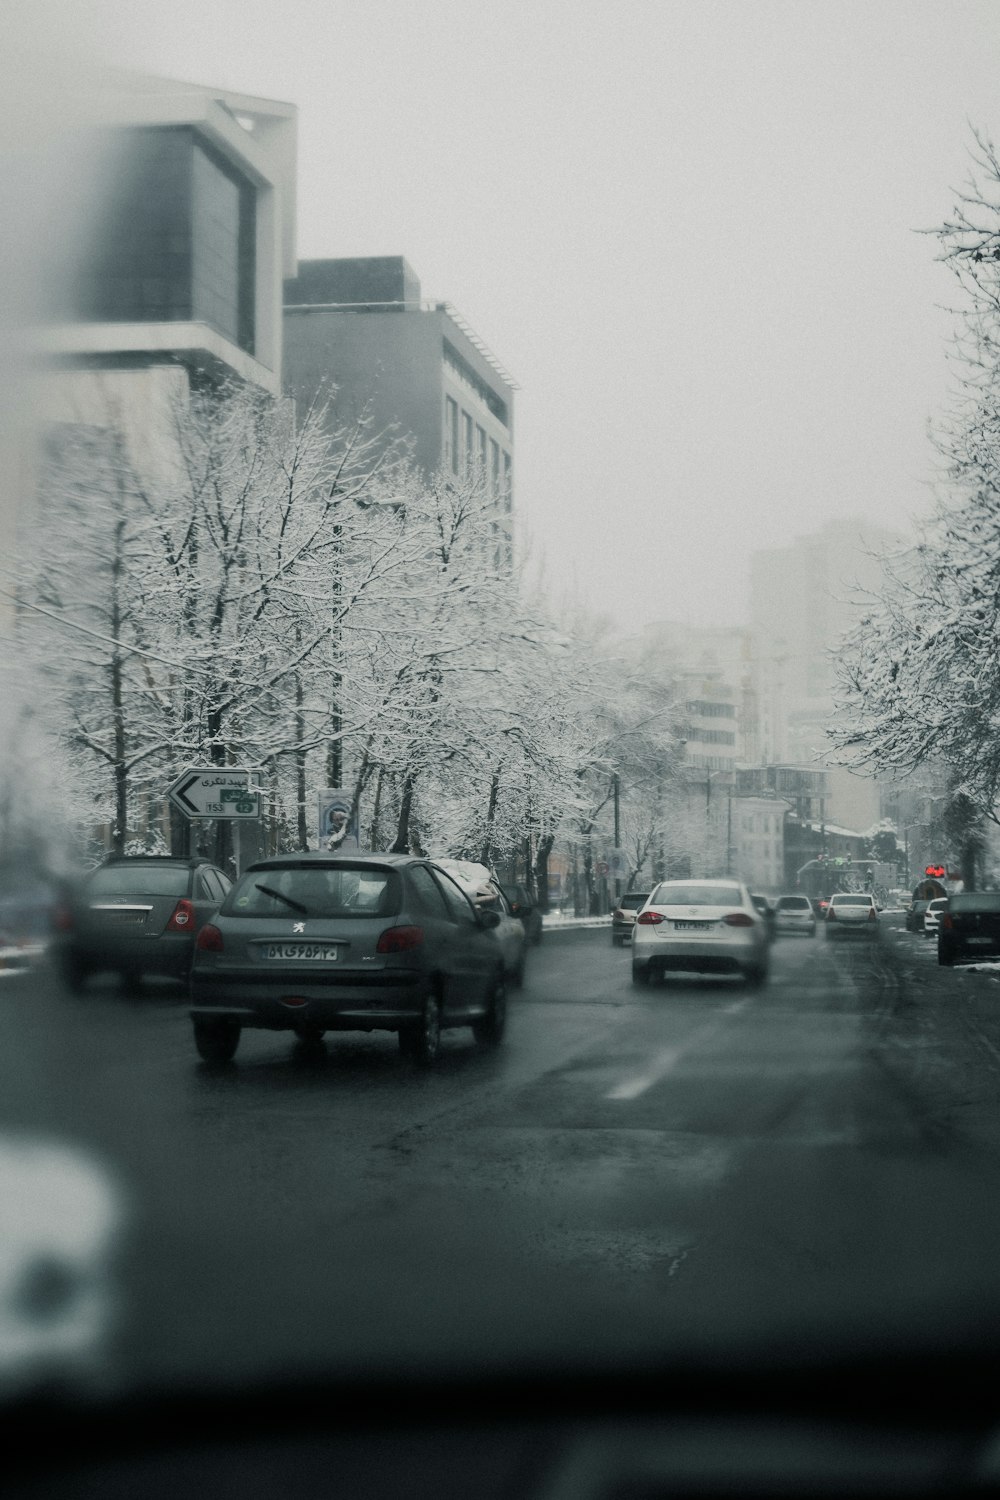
top-left (923, 897), bottom-right (948, 940)
top-left (631, 879), bottom-right (770, 988)
top-left (772, 893), bottom-right (817, 938)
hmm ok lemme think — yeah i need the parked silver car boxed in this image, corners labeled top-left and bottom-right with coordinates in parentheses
top-left (189, 853), bottom-right (507, 1065)
top-left (630, 878), bottom-right (769, 987)
top-left (773, 893), bottom-right (817, 938)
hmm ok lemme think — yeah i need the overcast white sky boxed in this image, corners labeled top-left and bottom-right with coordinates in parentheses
top-left (19, 0), bottom-right (1000, 629)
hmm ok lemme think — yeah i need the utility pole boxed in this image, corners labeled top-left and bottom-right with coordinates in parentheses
top-left (613, 772), bottom-right (621, 901)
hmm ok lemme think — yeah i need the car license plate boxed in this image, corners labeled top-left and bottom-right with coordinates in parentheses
top-left (673, 921), bottom-right (710, 931)
top-left (968, 936), bottom-right (994, 946)
top-left (261, 943), bottom-right (339, 961)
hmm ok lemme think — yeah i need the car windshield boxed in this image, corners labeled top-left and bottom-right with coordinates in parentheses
top-left (12, 20), bottom-right (1000, 1487)
top-left (651, 883), bottom-right (743, 906)
top-left (86, 865), bottom-right (189, 897)
top-left (224, 864), bottom-right (401, 919)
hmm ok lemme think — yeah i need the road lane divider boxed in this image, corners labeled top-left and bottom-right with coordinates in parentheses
top-left (605, 997), bottom-right (748, 1100)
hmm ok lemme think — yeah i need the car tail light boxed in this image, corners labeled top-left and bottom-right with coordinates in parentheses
top-left (827, 907), bottom-right (836, 921)
top-left (195, 923), bottom-right (223, 953)
top-left (376, 925), bottom-right (424, 954)
top-left (868, 907), bottom-right (877, 922)
top-left (942, 913), bottom-right (954, 930)
top-left (636, 911), bottom-right (663, 925)
top-left (53, 904), bottom-right (74, 933)
top-left (723, 912), bottom-right (754, 927)
top-left (167, 898), bottom-right (196, 933)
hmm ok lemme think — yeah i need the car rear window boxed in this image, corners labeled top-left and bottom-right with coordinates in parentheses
top-left (651, 883), bottom-right (743, 907)
top-left (927, 899), bottom-right (948, 911)
top-left (87, 865), bottom-right (189, 897)
top-left (776, 896), bottom-right (810, 910)
top-left (224, 864), bottom-right (401, 919)
top-left (621, 893), bottom-right (649, 909)
top-left (950, 892), bottom-right (1000, 914)
top-left (831, 895), bottom-right (873, 906)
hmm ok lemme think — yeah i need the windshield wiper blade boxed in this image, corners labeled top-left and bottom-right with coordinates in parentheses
top-left (254, 883), bottom-right (308, 915)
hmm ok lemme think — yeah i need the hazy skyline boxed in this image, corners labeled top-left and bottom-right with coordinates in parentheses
top-left (20, 0), bottom-right (1000, 629)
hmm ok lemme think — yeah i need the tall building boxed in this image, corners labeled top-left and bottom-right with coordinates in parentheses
top-left (283, 257), bottom-right (516, 567)
top-left (749, 519), bottom-right (903, 831)
top-left (38, 69), bottom-right (297, 404)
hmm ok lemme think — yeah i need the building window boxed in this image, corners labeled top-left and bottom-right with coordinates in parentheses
top-left (68, 125), bottom-right (256, 355)
top-left (489, 438), bottom-right (500, 495)
top-left (503, 452), bottom-right (512, 511)
top-left (445, 396), bottom-right (459, 473)
top-left (477, 425), bottom-right (487, 476)
top-left (462, 411), bottom-right (473, 472)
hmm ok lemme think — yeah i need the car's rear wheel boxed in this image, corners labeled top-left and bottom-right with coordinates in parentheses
top-left (745, 964), bottom-right (769, 989)
top-left (193, 1017), bottom-right (240, 1065)
top-left (632, 964), bottom-right (650, 986)
top-left (938, 948), bottom-right (954, 966)
top-left (473, 976), bottom-right (507, 1049)
top-left (400, 994), bottom-right (442, 1066)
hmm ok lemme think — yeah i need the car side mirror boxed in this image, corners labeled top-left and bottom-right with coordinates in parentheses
top-left (477, 908), bottom-right (501, 929)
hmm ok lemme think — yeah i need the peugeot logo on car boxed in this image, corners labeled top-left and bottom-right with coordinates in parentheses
top-left (292, 922), bottom-right (305, 934)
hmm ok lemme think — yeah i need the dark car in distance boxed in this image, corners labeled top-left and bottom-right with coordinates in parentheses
top-left (750, 893), bottom-right (776, 941)
top-left (611, 891), bottom-right (650, 946)
top-left (938, 891), bottom-right (1000, 965)
top-left (54, 856), bottom-right (232, 992)
top-left (501, 883), bottom-right (543, 945)
top-left (189, 853), bottom-right (507, 1065)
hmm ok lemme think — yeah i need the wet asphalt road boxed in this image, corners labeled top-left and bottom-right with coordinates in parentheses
top-left (4, 918), bottom-right (1000, 1387)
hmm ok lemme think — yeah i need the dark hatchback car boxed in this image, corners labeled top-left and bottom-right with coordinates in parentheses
top-left (501, 882), bottom-right (543, 945)
top-left (189, 853), bottom-right (507, 1065)
top-left (611, 891), bottom-right (650, 946)
top-left (54, 856), bottom-right (232, 991)
top-left (938, 891), bottom-right (1000, 965)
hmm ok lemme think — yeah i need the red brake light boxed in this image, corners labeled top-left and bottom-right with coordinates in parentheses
top-left (636, 910), bottom-right (663, 925)
top-left (942, 912), bottom-right (954, 930)
top-left (376, 925), bottom-right (424, 954)
top-left (167, 897), bottom-right (196, 933)
top-left (827, 907), bottom-right (836, 920)
top-left (868, 907), bottom-right (877, 921)
top-left (723, 912), bottom-right (754, 927)
top-left (195, 923), bottom-right (223, 953)
top-left (53, 904), bottom-right (74, 933)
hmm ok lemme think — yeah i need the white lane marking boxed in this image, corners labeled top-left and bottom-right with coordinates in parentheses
top-left (606, 997), bottom-right (747, 1101)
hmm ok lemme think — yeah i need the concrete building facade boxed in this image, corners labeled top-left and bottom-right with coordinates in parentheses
top-left (283, 258), bottom-right (516, 567)
top-left (39, 69), bottom-right (297, 401)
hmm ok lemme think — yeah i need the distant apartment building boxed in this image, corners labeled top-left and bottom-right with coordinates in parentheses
top-left (639, 620), bottom-right (758, 764)
top-left (283, 257), bottom-right (516, 568)
top-left (732, 794), bottom-right (790, 891)
top-left (749, 519), bottom-right (903, 831)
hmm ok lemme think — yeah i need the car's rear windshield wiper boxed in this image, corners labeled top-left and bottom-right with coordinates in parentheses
top-left (254, 883), bottom-right (308, 915)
